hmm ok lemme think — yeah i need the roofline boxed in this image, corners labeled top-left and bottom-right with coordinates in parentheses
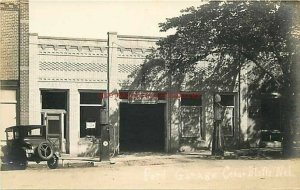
top-left (6, 125), bottom-right (46, 127)
top-left (117, 34), bottom-right (163, 40)
top-left (5, 125), bottom-right (46, 131)
top-left (29, 33), bottom-right (107, 42)
top-left (29, 33), bottom-right (164, 41)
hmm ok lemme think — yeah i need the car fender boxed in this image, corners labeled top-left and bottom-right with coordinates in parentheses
top-left (54, 151), bottom-right (61, 158)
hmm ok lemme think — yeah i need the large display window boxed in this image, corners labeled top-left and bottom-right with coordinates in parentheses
top-left (180, 93), bottom-right (202, 138)
top-left (79, 92), bottom-right (103, 138)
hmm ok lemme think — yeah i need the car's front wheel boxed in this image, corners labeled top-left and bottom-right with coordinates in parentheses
top-left (47, 155), bottom-right (59, 169)
top-left (37, 142), bottom-right (54, 160)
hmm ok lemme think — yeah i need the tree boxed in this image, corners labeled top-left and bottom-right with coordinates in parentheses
top-left (140, 1), bottom-right (299, 156)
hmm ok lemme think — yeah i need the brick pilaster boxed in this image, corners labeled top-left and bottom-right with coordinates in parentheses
top-left (18, 0), bottom-right (29, 125)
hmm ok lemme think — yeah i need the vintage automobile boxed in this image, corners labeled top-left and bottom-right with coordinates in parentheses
top-left (1, 125), bottom-right (60, 170)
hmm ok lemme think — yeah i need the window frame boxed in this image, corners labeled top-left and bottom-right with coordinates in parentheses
top-left (179, 92), bottom-right (203, 138)
top-left (217, 93), bottom-right (236, 137)
top-left (79, 90), bottom-right (105, 138)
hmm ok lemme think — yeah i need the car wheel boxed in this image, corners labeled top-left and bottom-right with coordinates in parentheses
top-left (37, 142), bottom-right (54, 160)
top-left (47, 155), bottom-right (59, 169)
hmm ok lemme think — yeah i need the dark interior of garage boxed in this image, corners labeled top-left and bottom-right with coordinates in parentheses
top-left (119, 103), bottom-right (165, 152)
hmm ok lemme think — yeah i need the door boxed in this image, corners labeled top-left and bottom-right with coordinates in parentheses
top-left (119, 103), bottom-right (165, 152)
top-left (46, 113), bottom-right (64, 152)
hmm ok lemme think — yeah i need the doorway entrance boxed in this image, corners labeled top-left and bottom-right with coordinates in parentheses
top-left (41, 90), bottom-right (68, 153)
top-left (119, 103), bottom-right (165, 152)
top-left (41, 111), bottom-right (66, 152)
top-left (261, 97), bottom-right (282, 143)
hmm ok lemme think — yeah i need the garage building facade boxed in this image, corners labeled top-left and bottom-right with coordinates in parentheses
top-left (25, 32), bottom-right (250, 156)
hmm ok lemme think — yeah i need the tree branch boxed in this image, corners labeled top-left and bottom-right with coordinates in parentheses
top-left (241, 51), bottom-right (282, 86)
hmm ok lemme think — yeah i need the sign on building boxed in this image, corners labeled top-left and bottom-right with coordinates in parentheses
top-left (86, 122), bottom-right (96, 129)
top-left (128, 91), bottom-right (158, 104)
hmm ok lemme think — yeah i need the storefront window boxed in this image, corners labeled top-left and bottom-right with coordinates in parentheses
top-left (41, 91), bottom-right (67, 109)
top-left (220, 94), bottom-right (235, 136)
top-left (80, 92), bottom-right (103, 138)
top-left (80, 92), bottom-right (103, 104)
top-left (181, 107), bottom-right (202, 137)
top-left (180, 93), bottom-right (202, 138)
top-left (180, 93), bottom-right (202, 106)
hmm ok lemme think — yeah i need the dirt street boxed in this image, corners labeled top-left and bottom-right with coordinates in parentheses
top-left (1, 156), bottom-right (300, 189)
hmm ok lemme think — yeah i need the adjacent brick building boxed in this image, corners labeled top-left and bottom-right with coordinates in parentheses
top-left (0, 0), bottom-right (29, 144)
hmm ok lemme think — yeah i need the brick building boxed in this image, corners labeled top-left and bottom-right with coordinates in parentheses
top-left (0, 0), bottom-right (29, 144)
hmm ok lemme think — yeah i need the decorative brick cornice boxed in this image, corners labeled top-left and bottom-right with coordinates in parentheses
top-left (118, 64), bottom-right (141, 73)
top-left (53, 45), bottom-right (59, 51)
top-left (119, 47), bottom-right (125, 54)
top-left (99, 47), bottom-right (106, 53)
top-left (39, 61), bottom-right (107, 72)
top-left (38, 77), bottom-right (107, 83)
top-left (141, 48), bottom-right (146, 53)
top-left (38, 44), bottom-right (108, 57)
top-left (116, 47), bottom-right (152, 58)
top-left (65, 45), bottom-right (70, 51)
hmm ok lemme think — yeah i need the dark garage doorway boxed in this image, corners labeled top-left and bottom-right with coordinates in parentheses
top-left (119, 103), bottom-right (165, 152)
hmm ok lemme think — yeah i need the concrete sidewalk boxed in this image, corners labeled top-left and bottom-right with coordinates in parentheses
top-left (52, 148), bottom-right (283, 168)
top-left (23, 148), bottom-right (285, 169)
top-left (58, 151), bottom-right (211, 167)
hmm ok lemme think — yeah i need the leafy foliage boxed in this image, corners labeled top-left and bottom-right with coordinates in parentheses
top-left (154, 1), bottom-right (298, 93)
top-left (129, 1), bottom-right (300, 153)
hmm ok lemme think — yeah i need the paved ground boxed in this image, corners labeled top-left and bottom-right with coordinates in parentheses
top-left (1, 153), bottom-right (300, 189)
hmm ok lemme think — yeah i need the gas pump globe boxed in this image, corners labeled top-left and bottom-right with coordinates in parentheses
top-left (214, 94), bottom-right (222, 121)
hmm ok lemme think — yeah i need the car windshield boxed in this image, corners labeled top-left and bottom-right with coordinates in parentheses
top-left (7, 131), bottom-right (14, 140)
top-left (6, 129), bottom-right (20, 140)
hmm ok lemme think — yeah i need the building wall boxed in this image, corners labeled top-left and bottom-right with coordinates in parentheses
top-left (28, 32), bottom-right (252, 155)
top-left (29, 33), bottom-right (163, 155)
top-left (0, 0), bottom-right (19, 81)
top-left (0, 0), bottom-right (28, 150)
top-left (29, 34), bottom-right (109, 155)
top-left (107, 33), bottom-right (162, 153)
top-left (101, 33), bottom-right (247, 153)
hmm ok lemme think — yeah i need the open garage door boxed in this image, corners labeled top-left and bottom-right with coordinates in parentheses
top-left (119, 103), bottom-right (165, 152)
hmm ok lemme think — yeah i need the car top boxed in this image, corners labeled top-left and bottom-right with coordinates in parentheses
top-left (5, 125), bottom-right (46, 132)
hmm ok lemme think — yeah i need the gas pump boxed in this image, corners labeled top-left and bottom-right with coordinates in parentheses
top-left (99, 109), bottom-right (110, 161)
top-left (212, 94), bottom-right (224, 156)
